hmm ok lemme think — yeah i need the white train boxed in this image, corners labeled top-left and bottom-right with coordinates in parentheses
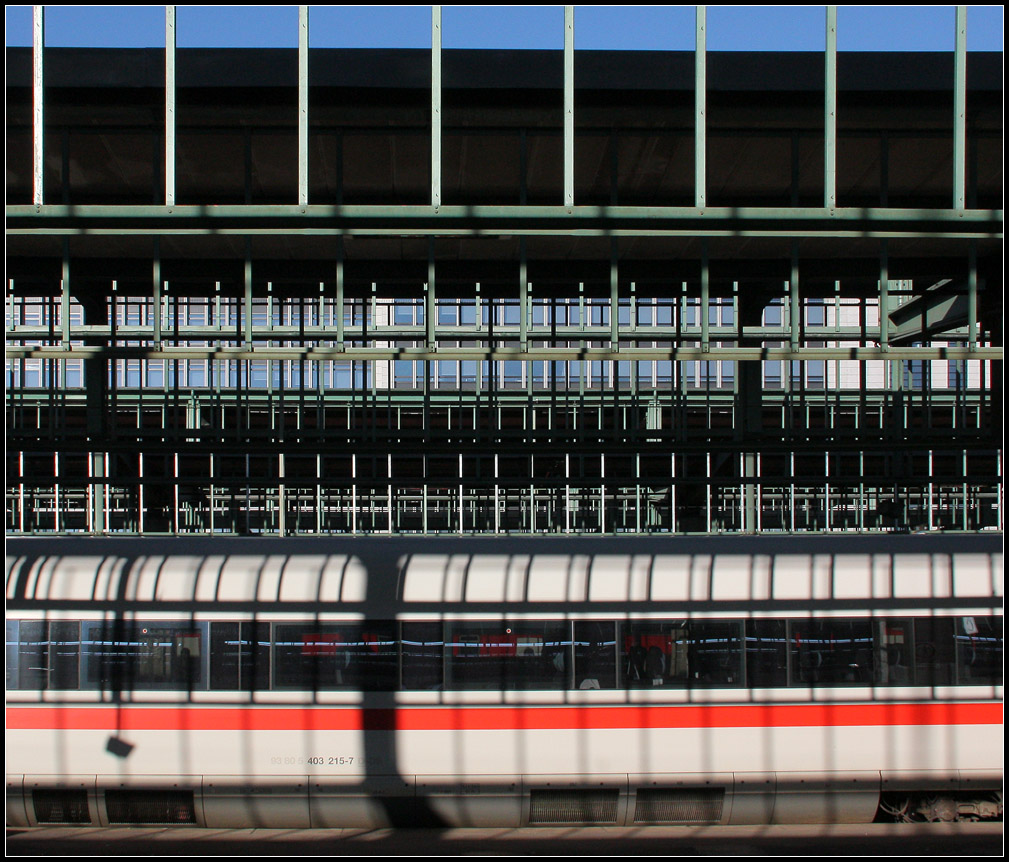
top-left (5, 535), bottom-right (1003, 828)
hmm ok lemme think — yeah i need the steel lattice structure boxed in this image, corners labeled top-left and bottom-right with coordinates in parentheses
top-left (5, 7), bottom-right (1003, 536)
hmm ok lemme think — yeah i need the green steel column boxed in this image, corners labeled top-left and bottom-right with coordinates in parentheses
top-left (701, 240), bottom-right (710, 351)
top-left (61, 237), bottom-right (70, 346)
top-left (431, 6), bottom-right (442, 208)
top-left (564, 5), bottom-right (574, 209)
top-left (824, 6), bottom-right (836, 209)
top-left (336, 238), bottom-right (345, 347)
top-left (427, 238), bottom-right (436, 350)
top-left (695, 6), bottom-right (706, 208)
top-left (789, 243), bottom-right (799, 353)
top-left (33, 6), bottom-right (44, 206)
top-left (152, 238), bottom-right (162, 345)
top-left (165, 6), bottom-right (176, 206)
top-left (244, 239), bottom-right (253, 347)
top-left (953, 6), bottom-right (967, 211)
top-left (968, 241), bottom-right (977, 350)
top-left (298, 5), bottom-right (309, 206)
top-left (519, 237), bottom-right (528, 350)
top-left (610, 238), bottom-right (619, 348)
top-left (879, 240), bottom-right (888, 350)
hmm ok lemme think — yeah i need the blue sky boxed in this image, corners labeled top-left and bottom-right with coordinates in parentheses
top-left (4, 5), bottom-right (1005, 51)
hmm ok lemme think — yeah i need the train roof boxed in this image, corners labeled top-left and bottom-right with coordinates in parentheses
top-left (5, 535), bottom-right (1002, 613)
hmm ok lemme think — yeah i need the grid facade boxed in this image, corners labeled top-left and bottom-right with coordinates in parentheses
top-left (5, 7), bottom-right (1003, 536)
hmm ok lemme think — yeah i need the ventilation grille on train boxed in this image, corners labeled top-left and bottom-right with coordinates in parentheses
top-left (633, 788), bottom-right (724, 824)
top-left (529, 789), bottom-right (619, 824)
top-left (105, 790), bottom-right (197, 825)
top-left (32, 789), bottom-right (91, 824)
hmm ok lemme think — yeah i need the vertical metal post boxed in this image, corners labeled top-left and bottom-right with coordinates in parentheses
top-left (695, 5), bottom-right (706, 208)
top-left (701, 240), bottom-right (710, 351)
top-left (336, 238), bottom-right (345, 347)
top-left (431, 6), bottom-right (442, 208)
top-left (789, 243), bottom-right (800, 353)
top-left (694, 9), bottom-right (710, 212)
top-left (165, 7), bottom-right (176, 205)
top-left (244, 239), bottom-right (253, 347)
top-left (564, 5), bottom-right (574, 208)
top-left (879, 240), bottom-right (888, 350)
top-left (33, 6), bottom-right (44, 206)
top-left (967, 241), bottom-right (977, 350)
top-left (298, 6), bottom-right (309, 206)
top-left (610, 238), bottom-right (619, 348)
top-left (427, 238), bottom-right (436, 350)
top-left (824, 6), bottom-right (837, 209)
top-left (953, 6), bottom-right (967, 210)
top-left (519, 237), bottom-right (528, 350)
top-left (61, 238), bottom-right (70, 346)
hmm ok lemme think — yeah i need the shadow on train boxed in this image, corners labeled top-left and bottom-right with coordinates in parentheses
top-left (5, 533), bottom-right (1004, 829)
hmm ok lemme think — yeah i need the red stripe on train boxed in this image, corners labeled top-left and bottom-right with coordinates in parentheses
top-left (5, 702), bottom-right (1002, 732)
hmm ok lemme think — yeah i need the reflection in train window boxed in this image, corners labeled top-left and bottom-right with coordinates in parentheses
top-left (745, 619), bottom-right (787, 687)
top-left (912, 617), bottom-right (955, 686)
top-left (789, 620), bottom-right (873, 686)
top-left (875, 619), bottom-right (913, 685)
top-left (955, 616), bottom-right (1003, 685)
top-left (574, 621), bottom-right (617, 690)
top-left (9, 621), bottom-right (81, 690)
top-left (445, 621), bottom-right (571, 690)
top-left (621, 621), bottom-right (743, 687)
top-left (401, 622), bottom-right (444, 690)
top-left (209, 621), bottom-right (272, 691)
top-left (273, 623), bottom-right (397, 691)
top-left (81, 621), bottom-right (208, 690)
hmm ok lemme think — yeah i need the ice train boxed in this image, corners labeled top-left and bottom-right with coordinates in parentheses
top-left (5, 534), bottom-right (1003, 828)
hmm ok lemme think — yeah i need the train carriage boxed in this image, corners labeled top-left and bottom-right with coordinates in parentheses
top-left (5, 535), bottom-right (1003, 828)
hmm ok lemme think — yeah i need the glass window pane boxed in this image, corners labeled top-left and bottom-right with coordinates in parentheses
top-left (82, 621), bottom-right (208, 691)
top-left (574, 621), bottom-right (617, 690)
top-left (401, 622), bottom-right (443, 691)
top-left (745, 619), bottom-right (788, 687)
top-left (912, 617), bottom-right (955, 686)
top-left (446, 621), bottom-right (570, 690)
top-left (956, 617), bottom-right (1003, 685)
top-left (273, 622), bottom-right (396, 691)
top-left (789, 619), bottom-right (873, 686)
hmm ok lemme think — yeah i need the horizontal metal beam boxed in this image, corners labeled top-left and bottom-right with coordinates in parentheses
top-left (6, 344), bottom-right (1001, 362)
top-left (6, 204), bottom-right (1002, 240)
top-left (7, 324), bottom-right (979, 342)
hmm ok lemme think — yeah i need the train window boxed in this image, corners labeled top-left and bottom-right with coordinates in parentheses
top-left (955, 617), bottom-right (1003, 685)
top-left (401, 622), bottom-right (444, 690)
top-left (911, 617), bottom-right (955, 686)
top-left (210, 623), bottom-right (241, 690)
top-left (574, 621), bottom-right (618, 690)
top-left (5, 621), bottom-right (17, 689)
top-left (874, 620), bottom-right (914, 685)
top-left (789, 620), bottom-right (873, 686)
top-left (81, 621), bottom-right (209, 691)
top-left (273, 623), bottom-right (397, 691)
top-left (621, 621), bottom-right (743, 688)
top-left (209, 621), bottom-right (271, 691)
top-left (444, 621), bottom-right (571, 690)
top-left (745, 620), bottom-right (788, 687)
top-left (7, 621), bottom-right (81, 690)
